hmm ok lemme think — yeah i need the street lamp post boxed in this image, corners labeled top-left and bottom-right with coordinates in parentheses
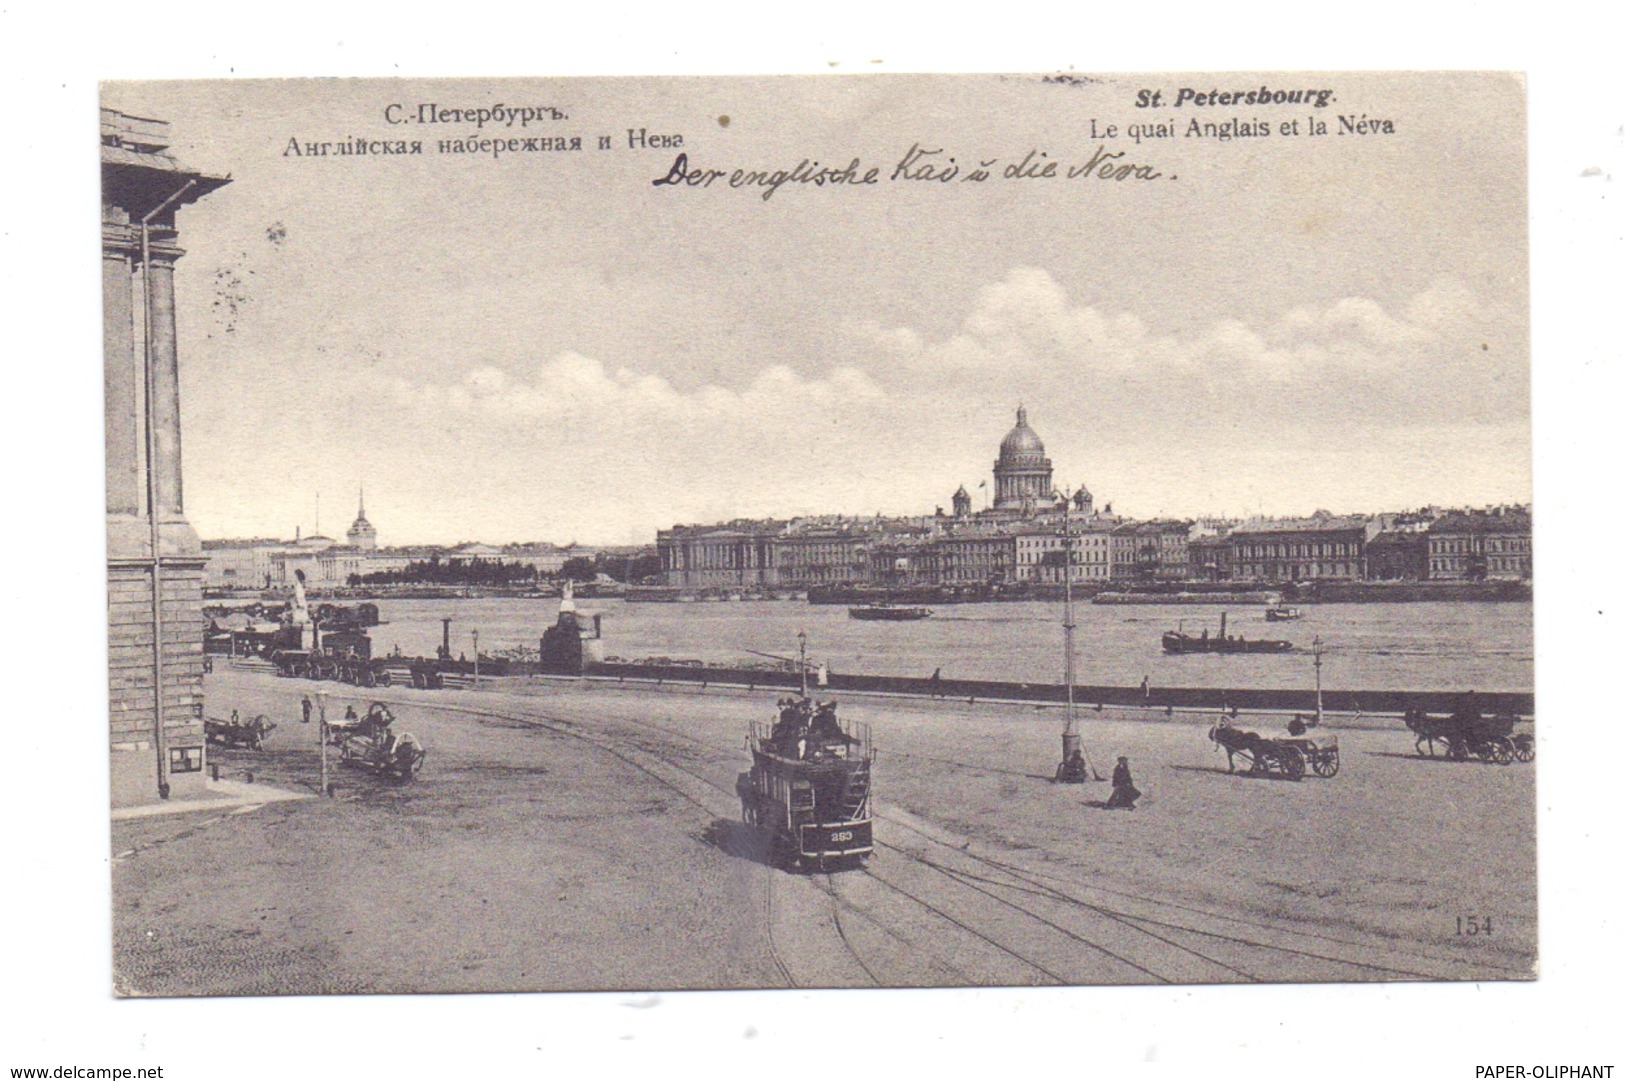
top-left (797, 630), bottom-right (808, 697)
top-left (1313, 635), bottom-right (1325, 726)
top-left (472, 629), bottom-right (480, 688)
top-left (1056, 488), bottom-right (1088, 783)
top-left (315, 689), bottom-right (330, 797)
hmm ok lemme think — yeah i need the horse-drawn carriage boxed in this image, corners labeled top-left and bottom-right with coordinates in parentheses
top-left (204, 713), bottom-right (276, 750)
top-left (1208, 719), bottom-right (1339, 780)
top-left (270, 647), bottom-right (393, 687)
top-left (327, 701), bottom-right (426, 781)
top-left (1404, 708), bottom-right (1533, 764)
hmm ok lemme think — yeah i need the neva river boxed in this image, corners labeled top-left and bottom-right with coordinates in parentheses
top-left (367, 597), bottom-right (1533, 694)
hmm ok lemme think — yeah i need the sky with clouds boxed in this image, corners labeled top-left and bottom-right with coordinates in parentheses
top-left (105, 73), bottom-right (1529, 545)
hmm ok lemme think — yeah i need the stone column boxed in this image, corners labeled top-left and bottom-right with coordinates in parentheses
top-left (145, 244), bottom-right (186, 524)
top-left (103, 230), bottom-right (141, 519)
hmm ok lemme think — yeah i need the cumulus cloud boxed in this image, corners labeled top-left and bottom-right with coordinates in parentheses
top-left (391, 353), bottom-right (885, 427)
top-left (188, 265), bottom-right (1528, 541)
top-left (848, 266), bottom-right (1523, 429)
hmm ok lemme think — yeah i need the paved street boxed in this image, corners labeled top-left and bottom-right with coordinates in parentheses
top-left (112, 668), bottom-right (1536, 995)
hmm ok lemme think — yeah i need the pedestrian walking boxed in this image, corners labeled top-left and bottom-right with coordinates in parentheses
top-left (1140, 674), bottom-right (1151, 703)
top-left (301, 695), bottom-right (313, 724)
top-left (1104, 756), bottom-right (1141, 810)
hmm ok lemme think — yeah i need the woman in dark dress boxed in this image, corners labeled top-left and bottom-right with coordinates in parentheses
top-left (1105, 756), bottom-right (1140, 810)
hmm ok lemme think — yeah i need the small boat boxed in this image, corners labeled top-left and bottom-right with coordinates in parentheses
top-left (849, 604), bottom-right (932, 621)
top-left (1162, 612), bottom-right (1292, 654)
top-left (1265, 605), bottom-right (1304, 622)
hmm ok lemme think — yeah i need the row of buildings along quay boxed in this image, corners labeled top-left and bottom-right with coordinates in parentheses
top-left (657, 408), bottom-right (1532, 592)
top-left (202, 491), bottom-right (648, 592)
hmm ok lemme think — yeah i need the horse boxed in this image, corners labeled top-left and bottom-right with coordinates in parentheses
top-left (1208, 719), bottom-right (1274, 773)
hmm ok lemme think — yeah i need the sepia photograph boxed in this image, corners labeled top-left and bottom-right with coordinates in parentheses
top-left (7, 13), bottom-right (1620, 1074)
top-left (100, 72), bottom-right (1537, 996)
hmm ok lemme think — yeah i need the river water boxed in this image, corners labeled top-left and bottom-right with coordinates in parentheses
top-left (366, 597), bottom-right (1533, 694)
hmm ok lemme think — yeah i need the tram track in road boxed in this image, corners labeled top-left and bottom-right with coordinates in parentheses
top-left (644, 715), bottom-right (1487, 983)
top-left (877, 813), bottom-right (1520, 982)
top-left (818, 874), bottom-right (880, 987)
top-left (376, 691), bottom-right (1077, 986)
top-left (457, 693), bottom-right (1116, 984)
top-left (879, 840), bottom-right (1238, 983)
top-left (362, 690), bottom-right (824, 987)
top-left (373, 691), bottom-right (1244, 984)
top-left (336, 686), bottom-right (1508, 986)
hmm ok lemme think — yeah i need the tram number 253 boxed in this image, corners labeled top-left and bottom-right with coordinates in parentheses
top-left (829, 830), bottom-right (855, 844)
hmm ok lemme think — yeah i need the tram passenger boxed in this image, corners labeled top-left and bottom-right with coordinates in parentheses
top-left (809, 701), bottom-right (844, 742)
top-left (772, 698), bottom-right (809, 754)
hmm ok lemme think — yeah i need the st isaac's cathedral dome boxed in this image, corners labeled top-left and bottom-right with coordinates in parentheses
top-left (998, 405), bottom-right (1047, 466)
top-left (991, 405), bottom-right (1055, 512)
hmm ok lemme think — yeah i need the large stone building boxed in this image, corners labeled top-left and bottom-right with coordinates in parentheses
top-left (1228, 513), bottom-right (1378, 582)
top-left (657, 407), bottom-right (1114, 589)
top-left (103, 109), bottom-right (231, 806)
top-left (1427, 508), bottom-right (1533, 580)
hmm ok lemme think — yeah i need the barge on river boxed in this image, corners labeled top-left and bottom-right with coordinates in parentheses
top-left (848, 604), bottom-right (932, 621)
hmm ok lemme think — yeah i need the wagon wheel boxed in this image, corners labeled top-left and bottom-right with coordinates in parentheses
top-left (1487, 737), bottom-right (1514, 765)
top-left (1312, 748), bottom-right (1340, 778)
top-left (376, 670), bottom-right (392, 688)
top-left (1513, 737), bottom-right (1534, 763)
top-left (361, 668), bottom-right (377, 688)
top-left (1281, 747), bottom-right (1306, 781)
top-left (393, 751), bottom-right (424, 782)
top-left (766, 827), bottom-right (793, 869)
top-left (1446, 738), bottom-right (1468, 761)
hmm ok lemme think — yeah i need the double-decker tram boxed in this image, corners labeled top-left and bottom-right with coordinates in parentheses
top-left (737, 696), bottom-right (874, 871)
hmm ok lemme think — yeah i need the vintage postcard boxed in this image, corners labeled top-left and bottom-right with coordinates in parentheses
top-left (103, 72), bottom-right (1532, 996)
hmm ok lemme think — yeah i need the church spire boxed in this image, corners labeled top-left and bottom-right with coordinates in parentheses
top-left (347, 483), bottom-right (378, 550)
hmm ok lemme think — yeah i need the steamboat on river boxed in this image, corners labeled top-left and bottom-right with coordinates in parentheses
top-left (1161, 612), bottom-right (1294, 655)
